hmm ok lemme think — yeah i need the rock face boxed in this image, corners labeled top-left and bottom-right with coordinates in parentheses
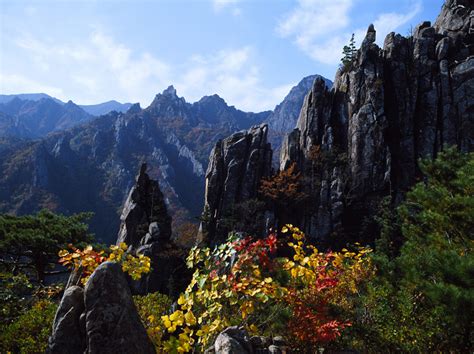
top-left (199, 124), bottom-right (273, 245)
top-left (49, 262), bottom-right (154, 354)
top-left (279, 0), bottom-right (474, 245)
top-left (117, 162), bottom-right (171, 247)
top-left (117, 163), bottom-right (188, 296)
top-left (48, 286), bottom-right (86, 354)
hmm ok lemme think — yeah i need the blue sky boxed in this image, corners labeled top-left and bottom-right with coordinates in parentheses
top-left (0, 0), bottom-right (443, 112)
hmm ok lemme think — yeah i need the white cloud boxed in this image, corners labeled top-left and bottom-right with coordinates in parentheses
top-left (10, 31), bottom-right (172, 105)
top-left (6, 31), bottom-right (290, 111)
top-left (278, 0), bottom-right (422, 65)
top-left (371, 2), bottom-right (422, 39)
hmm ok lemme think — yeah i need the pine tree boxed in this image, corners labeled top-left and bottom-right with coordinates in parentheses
top-left (359, 148), bottom-right (474, 351)
top-left (341, 33), bottom-right (356, 71)
top-left (0, 209), bottom-right (94, 283)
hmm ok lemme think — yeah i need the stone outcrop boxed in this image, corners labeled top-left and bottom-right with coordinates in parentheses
top-left (117, 163), bottom-right (188, 296)
top-left (199, 124), bottom-right (273, 245)
top-left (48, 286), bottom-right (86, 354)
top-left (279, 0), bottom-right (473, 245)
top-left (205, 327), bottom-right (288, 354)
top-left (84, 262), bottom-right (155, 354)
top-left (48, 262), bottom-right (154, 354)
top-left (117, 162), bottom-right (172, 247)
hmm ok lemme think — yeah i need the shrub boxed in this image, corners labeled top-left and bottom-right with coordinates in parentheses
top-left (150, 227), bottom-right (372, 352)
top-left (133, 292), bottom-right (173, 347)
top-left (0, 299), bottom-right (57, 354)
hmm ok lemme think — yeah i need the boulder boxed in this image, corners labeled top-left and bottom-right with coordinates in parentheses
top-left (49, 262), bottom-right (155, 354)
top-left (214, 326), bottom-right (253, 354)
top-left (84, 262), bottom-right (155, 354)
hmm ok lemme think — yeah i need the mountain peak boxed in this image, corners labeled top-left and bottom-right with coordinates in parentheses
top-left (127, 103), bottom-right (141, 114)
top-left (198, 94), bottom-right (227, 107)
top-left (162, 85), bottom-right (177, 97)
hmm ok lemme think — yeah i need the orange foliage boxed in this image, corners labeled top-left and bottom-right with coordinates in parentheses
top-left (259, 163), bottom-right (307, 208)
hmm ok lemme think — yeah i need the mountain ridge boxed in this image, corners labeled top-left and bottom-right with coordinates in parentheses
top-left (0, 76), bottom-right (330, 243)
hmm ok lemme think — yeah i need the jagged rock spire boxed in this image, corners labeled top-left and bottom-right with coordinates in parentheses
top-left (116, 163), bottom-right (189, 296)
top-left (116, 162), bottom-right (171, 247)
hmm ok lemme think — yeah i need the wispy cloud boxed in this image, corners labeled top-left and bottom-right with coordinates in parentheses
top-left (0, 73), bottom-right (64, 97)
top-left (278, 0), bottom-right (422, 65)
top-left (212, 0), bottom-right (242, 16)
top-left (9, 31), bottom-right (172, 105)
top-left (176, 47), bottom-right (293, 112)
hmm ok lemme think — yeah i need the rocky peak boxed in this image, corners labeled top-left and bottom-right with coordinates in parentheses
top-left (362, 24), bottom-right (376, 47)
top-left (117, 162), bottom-right (172, 247)
top-left (162, 85), bottom-right (177, 97)
top-left (197, 94), bottom-right (227, 109)
top-left (266, 74), bottom-right (332, 167)
top-left (147, 86), bottom-right (189, 119)
top-left (127, 102), bottom-right (141, 114)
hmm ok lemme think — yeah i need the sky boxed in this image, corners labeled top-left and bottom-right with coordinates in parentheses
top-left (0, 0), bottom-right (443, 112)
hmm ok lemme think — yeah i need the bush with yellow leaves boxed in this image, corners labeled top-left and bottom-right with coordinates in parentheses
top-left (58, 242), bottom-right (151, 285)
top-left (58, 228), bottom-right (373, 353)
top-left (149, 227), bottom-right (373, 352)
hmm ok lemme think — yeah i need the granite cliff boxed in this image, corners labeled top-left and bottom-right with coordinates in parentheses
top-left (266, 75), bottom-right (332, 165)
top-left (199, 124), bottom-right (272, 245)
top-left (279, 0), bottom-right (473, 245)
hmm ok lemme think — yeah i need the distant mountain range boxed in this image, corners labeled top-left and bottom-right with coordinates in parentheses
top-left (0, 75), bottom-right (331, 243)
top-left (0, 98), bottom-right (93, 138)
top-left (79, 100), bottom-right (133, 116)
top-left (0, 94), bottom-right (133, 139)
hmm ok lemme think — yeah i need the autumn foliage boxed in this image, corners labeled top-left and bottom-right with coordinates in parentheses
top-left (135, 225), bottom-right (373, 352)
top-left (281, 225), bottom-right (373, 345)
top-left (259, 163), bottom-right (307, 209)
top-left (58, 242), bottom-right (151, 285)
